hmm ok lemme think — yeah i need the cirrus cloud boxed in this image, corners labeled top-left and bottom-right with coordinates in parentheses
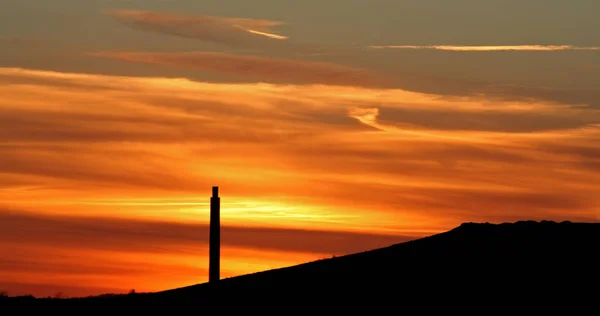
top-left (87, 51), bottom-right (384, 87)
top-left (367, 45), bottom-right (600, 52)
top-left (106, 9), bottom-right (288, 45)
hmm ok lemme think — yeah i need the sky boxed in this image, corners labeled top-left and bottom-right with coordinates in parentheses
top-left (1, 0), bottom-right (599, 297)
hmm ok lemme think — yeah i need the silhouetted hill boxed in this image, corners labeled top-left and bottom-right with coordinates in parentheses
top-left (5, 220), bottom-right (599, 310)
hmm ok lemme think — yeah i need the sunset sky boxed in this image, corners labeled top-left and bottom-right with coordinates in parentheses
top-left (1, 0), bottom-right (599, 297)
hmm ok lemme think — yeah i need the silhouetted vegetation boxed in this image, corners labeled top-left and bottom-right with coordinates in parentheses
top-left (11, 294), bottom-right (35, 301)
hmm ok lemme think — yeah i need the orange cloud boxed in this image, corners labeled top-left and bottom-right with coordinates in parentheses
top-left (88, 51), bottom-right (381, 87)
top-left (0, 209), bottom-right (408, 255)
top-left (2, 66), bottom-right (598, 222)
top-left (245, 29), bottom-right (288, 40)
top-left (86, 48), bottom-right (600, 109)
top-left (367, 45), bottom-right (600, 51)
top-left (0, 208), bottom-right (409, 297)
top-left (1, 66), bottom-right (599, 297)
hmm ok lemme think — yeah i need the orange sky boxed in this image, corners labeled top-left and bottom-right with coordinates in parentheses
top-left (1, 4), bottom-right (599, 298)
top-left (1, 66), bottom-right (598, 297)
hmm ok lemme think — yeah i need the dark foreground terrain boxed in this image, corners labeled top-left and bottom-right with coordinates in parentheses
top-left (3, 220), bottom-right (599, 310)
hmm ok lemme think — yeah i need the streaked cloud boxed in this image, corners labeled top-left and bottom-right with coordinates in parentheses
top-left (1, 36), bottom-right (48, 48)
top-left (245, 29), bottom-right (289, 40)
top-left (84, 50), bottom-right (600, 109)
top-left (367, 45), bottom-right (600, 52)
top-left (1, 66), bottom-right (599, 296)
top-left (1, 66), bottom-right (598, 224)
top-left (88, 51), bottom-right (382, 87)
top-left (0, 209), bottom-right (407, 257)
top-left (106, 9), bottom-right (288, 45)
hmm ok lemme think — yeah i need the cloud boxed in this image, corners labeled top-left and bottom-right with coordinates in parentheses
top-left (1, 66), bottom-right (598, 229)
top-left (5, 4), bottom-right (600, 299)
top-left (0, 208), bottom-right (409, 297)
top-left (103, 9), bottom-right (333, 57)
top-left (0, 209), bottom-right (409, 256)
top-left (84, 49), bottom-right (600, 109)
top-left (373, 106), bottom-right (599, 133)
top-left (367, 45), bottom-right (600, 52)
top-left (88, 51), bottom-right (382, 87)
top-left (352, 47), bottom-right (600, 108)
top-left (106, 9), bottom-right (288, 46)
top-left (1, 36), bottom-right (49, 48)
top-left (245, 29), bottom-right (288, 40)
top-left (2, 65), bottom-right (599, 297)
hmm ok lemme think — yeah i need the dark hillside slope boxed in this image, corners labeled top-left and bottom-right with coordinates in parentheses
top-left (6, 220), bottom-right (599, 309)
top-left (156, 220), bottom-right (598, 301)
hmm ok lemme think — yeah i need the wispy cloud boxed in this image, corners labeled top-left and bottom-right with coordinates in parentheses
top-left (1, 36), bottom-right (48, 48)
top-left (367, 45), bottom-right (600, 51)
top-left (1, 66), bottom-right (599, 296)
top-left (245, 29), bottom-right (288, 40)
top-left (106, 9), bottom-right (288, 45)
top-left (1, 67), bottom-right (598, 220)
top-left (88, 51), bottom-right (382, 87)
top-left (0, 209), bottom-right (406, 257)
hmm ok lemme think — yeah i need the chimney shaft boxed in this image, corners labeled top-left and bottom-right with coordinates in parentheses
top-left (209, 186), bottom-right (220, 283)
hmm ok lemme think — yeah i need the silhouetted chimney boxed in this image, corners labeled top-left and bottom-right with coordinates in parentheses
top-left (209, 186), bottom-right (220, 283)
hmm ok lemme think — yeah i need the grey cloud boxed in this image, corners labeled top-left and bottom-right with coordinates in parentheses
top-left (386, 74), bottom-right (600, 109)
top-left (104, 9), bottom-right (331, 57)
top-left (1, 36), bottom-right (49, 48)
top-left (106, 9), bottom-right (288, 48)
top-left (328, 48), bottom-right (600, 108)
top-left (376, 106), bottom-right (600, 133)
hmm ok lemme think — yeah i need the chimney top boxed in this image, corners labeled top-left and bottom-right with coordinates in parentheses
top-left (212, 186), bottom-right (219, 197)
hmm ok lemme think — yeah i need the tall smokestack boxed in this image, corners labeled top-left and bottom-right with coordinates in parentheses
top-left (209, 186), bottom-right (220, 283)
